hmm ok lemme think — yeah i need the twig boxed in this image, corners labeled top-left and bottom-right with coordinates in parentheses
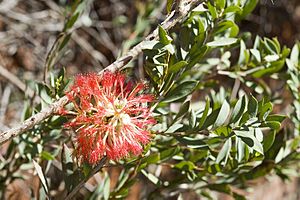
top-left (230, 78), bottom-right (241, 101)
top-left (0, 64), bottom-right (35, 98)
top-left (87, 24), bottom-right (118, 57)
top-left (102, 0), bottom-right (199, 73)
top-left (0, 96), bottom-right (69, 144)
top-left (65, 157), bottom-right (107, 200)
top-left (0, 0), bottom-right (19, 12)
top-left (0, 84), bottom-right (12, 124)
top-left (0, 0), bottom-right (203, 145)
top-left (72, 31), bottom-right (109, 67)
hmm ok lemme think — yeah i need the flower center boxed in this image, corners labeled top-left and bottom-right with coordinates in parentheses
top-left (114, 99), bottom-right (127, 111)
top-left (104, 99), bottom-right (131, 129)
top-left (118, 113), bottom-right (131, 125)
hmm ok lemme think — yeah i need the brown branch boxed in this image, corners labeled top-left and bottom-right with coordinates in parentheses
top-left (0, 0), bottom-right (203, 145)
top-left (0, 96), bottom-right (69, 144)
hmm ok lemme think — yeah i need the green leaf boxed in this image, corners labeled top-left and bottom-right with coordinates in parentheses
top-left (264, 121), bottom-right (281, 131)
top-left (290, 43), bottom-right (299, 64)
top-left (62, 144), bottom-right (73, 166)
top-left (174, 101), bottom-right (190, 121)
top-left (199, 99), bottom-right (210, 129)
top-left (58, 33), bottom-right (72, 51)
top-left (142, 41), bottom-right (160, 50)
top-left (175, 136), bottom-right (208, 149)
top-left (248, 95), bottom-right (258, 117)
top-left (64, 0), bottom-right (87, 31)
top-left (264, 38), bottom-right (280, 54)
top-left (263, 130), bottom-right (276, 152)
top-left (216, 0), bottom-right (226, 9)
top-left (175, 161), bottom-right (196, 171)
top-left (238, 40), bottom-right (250, 65)
top-left (255, 128), bottom-right (263, 142)
top-left (141, 170), bottom-right (160, 185)
top-left (36, 83), bottom-right (53, 105)
top-left (243, 161), bottom-right (275, 180)
top-left (264, 54), bottom-right (279, 62)
top-left (169, 61), bottom-right (188, 73)
top-left (214, 100), bottom-right (230, 127)
top-left (186, 46), bottom-right (208, 69)
top-left (62, 144), bottom-right (82, 192)
top-left (167, 0), bottom-right (174, 13)
top-left (214, 126), bottom-right (232, 137)
top-left (201, 108), bottom-right (221, 129)
top-left (41, 151), bottom-right (55, 161)
top-left (159, 25), bottom-right (172, 45)
top-left (216, 137), bottom-right (232, 165)
top-left (164, 81), bottom-right (198, 103)
top-left (230, 96), bottom-right (246, 124)
top-left (22, 102), bottom-right (33, 121)
top-left (224, 5), bottom-right (242, 14)
top-left (252, 59), bottom-right (285, 78)
top-left (33, 160), bottom-right (49, 194)
top-left (237, 137), bottom-right (246, 162)
top-left (214, 20), bottom-right (239, 37)
top-left (207, 38), bottom-right (237, 47)
top-left (239, 0), bottom-right (258, 19)
top-left (164, 43), bottom-right (175, 54)
top-left (65, 12), bottom-right (80, 30)
top-left (266, 115), bottom-right (286, 123)
top-left (234, 129), bottom-right (264, 155)
top-left (142, 153), bottom-right (160, 165)
top-left (259, 102), bottom-right (273, 121)
top-left (189, 109), bottom-right (197, 128)
top-left (250, 49), bottom-right (261, 62)
top-left (160, 146), bottom-right (180, 161)
top-left (103, 172), bottom-right (110, 200)
top-left (114, 170), bottom-right (129, 192)
top-left (90, 173), bottom-right (111, 199)
top-left (165, 123), bottom-right (184, 134)
top-left (207, 183), bottom-right (232, 195)
top-left (207, 2), bottom-right (218, 20)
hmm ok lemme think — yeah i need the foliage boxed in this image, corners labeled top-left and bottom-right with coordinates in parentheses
top-left (1, 0), bottom-right (300, 199)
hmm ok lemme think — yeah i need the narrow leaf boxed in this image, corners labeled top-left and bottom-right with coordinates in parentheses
top-left (141, 170), bottom-right (160, 185)
top-left (103, 172), bottom-right (110, 200)
top-left (248, 95), bottom-right (258, 117)
top-left (216, 138), bottom-right (232, 164)
top-left (33, 160), bottom-right (48, 194)
top-left (230, 96), bottom-right (246, 124)
top-left (164, 81), bottom-right (198, 103)
top-left (214, 100), bottom-right (230, 127)
top-left (199, 99), bottom-right (210, 129)
top-left (234, 130), bottom-right (264, 155)
top-left (159, 25), bottom-right (172, 45)
top-left (174, 101), bottom-right (190, 121)
top-left (169, 61), bottom-right (188, 73)
top-left (263, 130), bottom-right (276, 151)
top-left (167, 0), bottom-right (174, 13)
top-left (165, 123), bottom-right (184, 134)
top-left (207, 38), bottom-right (237, 47)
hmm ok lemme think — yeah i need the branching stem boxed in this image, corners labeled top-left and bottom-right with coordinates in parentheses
top-left (0, 0), bottom-right (203, 145)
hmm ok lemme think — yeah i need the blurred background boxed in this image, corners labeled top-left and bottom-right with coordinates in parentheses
top-left (0, 0), bottom-right (299, 199)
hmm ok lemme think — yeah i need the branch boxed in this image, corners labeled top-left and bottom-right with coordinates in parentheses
top-left (0, 64), bottom-right (35, 98)
top-left (0, 0), bottom-right (203, 145)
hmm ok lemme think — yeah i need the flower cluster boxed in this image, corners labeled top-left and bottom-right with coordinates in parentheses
top-left (63, 72), bottom-right (155, 164)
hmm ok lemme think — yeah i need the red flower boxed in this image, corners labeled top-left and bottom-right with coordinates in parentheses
top-left (64, 72), bottom-right (155, 164)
